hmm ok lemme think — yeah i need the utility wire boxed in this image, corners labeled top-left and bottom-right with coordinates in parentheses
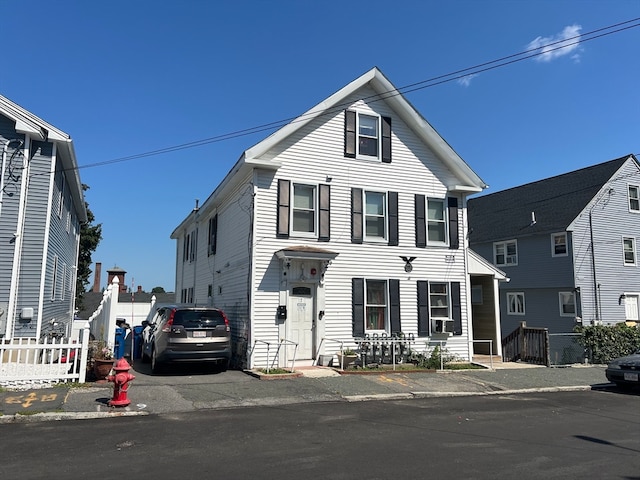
top-left (27, 17), bottom-right (640, 174)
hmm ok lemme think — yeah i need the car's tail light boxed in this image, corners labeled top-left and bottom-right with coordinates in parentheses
top-left (221, 311), bottom-right (230, 332)
top-left (161, 309), bottom-right (176, 332)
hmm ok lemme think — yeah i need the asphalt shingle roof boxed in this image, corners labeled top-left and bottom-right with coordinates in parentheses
top-left (467, 155), bottom-right (635, 244)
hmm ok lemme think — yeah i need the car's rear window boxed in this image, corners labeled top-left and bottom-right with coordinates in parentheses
top-left (173, 310), bottom-right (226, 328)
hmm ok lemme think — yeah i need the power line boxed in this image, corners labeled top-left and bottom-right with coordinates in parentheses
top-left (32, 17), bottom-right (640, 174)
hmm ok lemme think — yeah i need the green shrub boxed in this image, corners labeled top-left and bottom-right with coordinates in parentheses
top-left (410, 345), bottom-right (456, 369)
top-left (574, 324), bottom-right (640, 363)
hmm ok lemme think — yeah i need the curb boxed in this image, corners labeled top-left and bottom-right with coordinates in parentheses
top-left (0, 410), bottom-right (149, 424)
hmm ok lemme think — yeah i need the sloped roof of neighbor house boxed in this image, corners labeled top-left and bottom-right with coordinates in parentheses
top-left (468, 154), bottom-right (638, 244)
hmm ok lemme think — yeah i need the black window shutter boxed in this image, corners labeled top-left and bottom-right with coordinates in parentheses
top-left (352, 278), bottom-right (365, 337)
top-left (345, 110), bottom-right (356, 158)
top-left (351, 188), bottom-right (363, 244)
top-left (415, 194), bottom-right (426, 248)
top-left (451, 282), bottom-right (462, 335)
top-left (211, 214), bottom-right (218, 255)
top-left (277, 179), bottom-right (290, 238)
top-left (417, 280), bottom-right (430, 337)
top-left (388, 191), bottom-right (398, 246)
top-left (389, 279), bottom-right (401, 334)
top-left (318, 184), bottom-right (330, 241)
top-left (381, 116), bottom-right (392, 163)
top-left (448, 197), bottom-right (459, 249)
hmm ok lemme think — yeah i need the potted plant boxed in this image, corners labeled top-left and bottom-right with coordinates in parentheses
top-left (336, 347), bottom-right (358, 370)
top-left (89, 340), bottom-right (115, 379)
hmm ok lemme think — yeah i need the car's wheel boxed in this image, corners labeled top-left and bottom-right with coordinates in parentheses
top-left (151, 347), bottom-right (163, 374)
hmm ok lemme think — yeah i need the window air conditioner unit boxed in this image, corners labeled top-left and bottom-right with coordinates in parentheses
top-left (433, 319), bottom-right (453, 334)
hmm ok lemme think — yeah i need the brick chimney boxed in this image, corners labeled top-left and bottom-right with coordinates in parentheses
top-left (92, 262), bottom-right (102, 292)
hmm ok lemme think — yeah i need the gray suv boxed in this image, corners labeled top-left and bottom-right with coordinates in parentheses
top-left (141, 305), bottom-right (231, 374)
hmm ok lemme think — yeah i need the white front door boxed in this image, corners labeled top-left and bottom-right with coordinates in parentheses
top-left (624, 295), bottom-right (639, 321)
top-left (288, 284), bottom-right (315, 360)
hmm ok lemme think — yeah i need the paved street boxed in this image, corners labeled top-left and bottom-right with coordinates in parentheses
top-left (1, 390), bottom-right (638, 479)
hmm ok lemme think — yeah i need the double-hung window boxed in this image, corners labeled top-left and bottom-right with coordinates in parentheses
top-left (551, 232), bottom-right (567, 257)
top-left (559, 292), bottom-right (576, 316)
top-left (292, 184), bottom-right (316, 235)
top-left (623, 237), bottom-right (636, 265)
top-left (430, 282), bottom-right (453, 333)
top-left (427, 198), bottom-right (447, 244)
top-left (494, 240), bottom-right (517, 266)
top-left (358, 114), bottom-right (379, 158)
top-left (365, 280), bottom-right (387, 332)
top-left (364, 191), bottom-right (386, 241)
top-left (208, 215), bottom-right (217, 256)
top-left (629, 185), bottom-right (640, 212)
top-left (345, 110), bottom-right (392, 162)
top-left (507, 292), bottom-right (525, 315)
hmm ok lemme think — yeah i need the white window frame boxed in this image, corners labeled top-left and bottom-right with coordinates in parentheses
top-left (430, 282), bottom-right (453, 333)
top-left (291, 183), bottom-right (317, 237)
top-left (356, 112), bottom-right (381, 160)
top-left (558, 291), bottom-right (576, 317)
top-left (494, 240), bottom-right (518, 266)
top-left (551, 232), bottom-right (568, 257)
top-left (365, 279), bottom-right (388, 333)
top-left (628, 184), bottom-right (640, 212)
top-left (427, 197), bottom-right (448, 246)
top-left (507, 292), bottom-right (525, 315)
top-left (623, 236), bottom-right (636, 266)
top-left (58, 175), bottom-right (65, 218)
top-left (364, 190), bottom-right (387, 242)
top-left (51, 255), bottom-right (59, 301)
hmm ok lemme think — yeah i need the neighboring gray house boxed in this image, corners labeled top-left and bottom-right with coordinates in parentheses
top-left (0, 95), bottom-right (87, 340)
top-left (171, 67), bottom-right (506, 369)
top-left (468, 154), bottom-right (640, 336)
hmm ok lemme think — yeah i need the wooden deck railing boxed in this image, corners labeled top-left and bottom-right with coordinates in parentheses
top-left (502, 321), bottom-right (550, 366)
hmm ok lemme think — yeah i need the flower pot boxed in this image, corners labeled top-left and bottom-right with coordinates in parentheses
top-left (93, 359), bottom-right (114, 379)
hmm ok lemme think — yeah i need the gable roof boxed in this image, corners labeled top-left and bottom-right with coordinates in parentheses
top-left (172, 67), bottom-right (486, 237)
top-left (467, 154), bottom-right (637, 243)
top-left (0, 94), bottom-right (87, 222)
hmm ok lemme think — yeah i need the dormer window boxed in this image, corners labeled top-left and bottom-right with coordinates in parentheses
top-left (345, 110), bottom-right (392, 162)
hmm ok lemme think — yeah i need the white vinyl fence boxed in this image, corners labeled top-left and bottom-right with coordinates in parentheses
top-left (0, 325), bottom-right (90, 388)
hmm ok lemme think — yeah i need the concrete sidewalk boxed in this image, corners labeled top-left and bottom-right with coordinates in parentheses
top-left (0, 363), bottom-right (614, 423)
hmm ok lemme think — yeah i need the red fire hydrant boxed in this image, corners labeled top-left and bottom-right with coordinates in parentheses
top-left (107, 357), bottom-right (135, 407)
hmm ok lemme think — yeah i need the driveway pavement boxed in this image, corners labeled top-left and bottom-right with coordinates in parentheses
top-left (0, 362), bottom-right (621, 423)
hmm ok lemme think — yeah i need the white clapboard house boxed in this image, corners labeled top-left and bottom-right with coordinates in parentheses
top-left (171, 68), bottom-right (506, 369)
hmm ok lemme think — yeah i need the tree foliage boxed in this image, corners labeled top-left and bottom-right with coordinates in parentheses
top-left (151, 286), bottom-right (166, 294)
top-left (75, 184), bottom-right (102, 310)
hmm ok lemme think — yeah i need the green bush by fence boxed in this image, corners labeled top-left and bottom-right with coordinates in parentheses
top-left (574, 324), bottom-right (640, 364)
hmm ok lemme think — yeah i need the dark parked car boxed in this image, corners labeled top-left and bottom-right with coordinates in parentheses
top-left (605, 351), bottom-right (640, 388)
top-left (141, 305), bottom-right (231, 374)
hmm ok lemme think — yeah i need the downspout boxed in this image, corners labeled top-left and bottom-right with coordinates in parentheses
top-left (588, 210), bottom-right (599, 323)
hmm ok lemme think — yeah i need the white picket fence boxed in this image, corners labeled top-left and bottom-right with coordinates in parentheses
top-left (0, 326), bottom-right (90, 388)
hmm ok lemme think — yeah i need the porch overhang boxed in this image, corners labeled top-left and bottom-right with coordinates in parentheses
top-left (468, 249), bottom-right (508, 280)
top-left (275, 245), bottom-right (339, 262)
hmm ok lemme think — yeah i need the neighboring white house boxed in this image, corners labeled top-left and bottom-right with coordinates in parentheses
top-left (171, 67), bottom-right (506, 369)
top-left (0, 95), bottom-right (86, 341)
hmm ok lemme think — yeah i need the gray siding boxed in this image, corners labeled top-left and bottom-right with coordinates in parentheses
top-left (571, 159), bottom-right (640, 324)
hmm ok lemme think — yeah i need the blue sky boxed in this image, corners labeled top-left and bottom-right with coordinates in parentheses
top-left (1, 0), bottom-right (638, 293)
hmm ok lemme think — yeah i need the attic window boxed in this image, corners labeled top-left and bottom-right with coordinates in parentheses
top-left (345, 110), bottom-right (392, 162)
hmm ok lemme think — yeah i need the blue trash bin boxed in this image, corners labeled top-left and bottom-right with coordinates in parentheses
top-left (114, 327), bottom-right (126, 359)
top-left (132, 325), bottom-right (144, 360)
